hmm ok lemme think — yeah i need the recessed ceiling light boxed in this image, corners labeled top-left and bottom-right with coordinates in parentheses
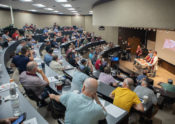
top-left (71, 11), bottom-right (77, 13)
top-left (20, 0), bottom-right (33, 2)
top-left (29, 9), bottom-right (37, 12)
top-left (53, 11), bottom-right (59, 13)
top-left (55, 0), bottom-right (68, 2)
top-left (61, 4), bottom-right (72, 7)
top-left (44, 8), bottom-right (54, 11)
top-left (0, 4), bottom-right (9, 8)
top-left (89, 11), bottom-right (93, 13)
top-left (32, 4), bottom-right (45, 8)
top-left (68, 8), bottom-right (75, 11)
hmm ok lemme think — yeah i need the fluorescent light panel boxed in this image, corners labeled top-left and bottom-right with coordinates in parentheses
top-left (53, 11), bottom-right (59, 13)
top-left (44, 8), bottom-right (54, 11)
top-left (55, 0), bottom-right (68, 2)
top-left (62, 4), bottom-right (72, 7)
top-left (20, 0), bottom-right (33, 2)
top-left (68, 8), bottom-right (75, 10)
top-left (29, 9), bottom-right (37, 12)
top-left (0, 4), bottom-right (9, 8)
top-left (32, 4), bottom-right (45, 8)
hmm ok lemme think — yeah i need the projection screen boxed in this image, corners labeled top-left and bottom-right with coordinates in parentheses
top-left (155, 30), bottom-right (175, 65)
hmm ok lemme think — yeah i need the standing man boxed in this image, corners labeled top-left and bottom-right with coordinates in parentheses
top-left (149, 51), bottom-right (158, 77)
top-left (126, 42), bottom-right (132, 61)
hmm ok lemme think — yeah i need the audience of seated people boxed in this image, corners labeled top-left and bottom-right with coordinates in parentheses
top-left (49, 78), bottom-right (107, 124)
top-left (20, 61), bottom-right (52, 106)
top-left (2, 24), bottom-right (165, 124)
top-left (11, 46), bottom-right (34, 74)
top-left (98, 67), bottom-right (118, 87)
top-left (110, 78), bottom-right (144, 112)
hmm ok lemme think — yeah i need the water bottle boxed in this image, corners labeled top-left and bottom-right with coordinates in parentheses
top-left (9, 83), bottom-right (16, 99)
top-left (11, 95), bottom-right (21, 117)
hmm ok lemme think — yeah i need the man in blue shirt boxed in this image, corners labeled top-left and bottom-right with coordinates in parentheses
top-left (44, 49), bottom-right (53, 65)
top-left (49, 78), bottom-right (107, 124)
top-left (11, 46), bottom-right (34, 74)
top-left (136, 70), bottom-right (148, 84)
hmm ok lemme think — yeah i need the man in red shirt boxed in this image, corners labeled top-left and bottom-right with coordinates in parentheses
top-left (95, 56), bottom-right (102, 70)
top-left (12, 30), bottom-right (19, 40)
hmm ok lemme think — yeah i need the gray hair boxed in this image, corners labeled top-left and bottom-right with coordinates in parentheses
top-left (27, 61), bottom-right (37, 72)
top-left (124, 78), bottom-right (134, 89)
top-left (141, 80), bottom-right (148, 86)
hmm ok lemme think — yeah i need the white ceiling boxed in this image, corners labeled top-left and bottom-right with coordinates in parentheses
top-left (0, 0), bottom-right (97, 15)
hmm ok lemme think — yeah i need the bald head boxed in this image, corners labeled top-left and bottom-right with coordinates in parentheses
top-left (27, 61), bottom-right (37, 73)
top-left (82, 78), bottom-right (98, 95)
top-left (123, 78), bottom-right (134, 89)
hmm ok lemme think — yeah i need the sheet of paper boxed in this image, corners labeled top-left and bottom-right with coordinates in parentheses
top-left (48, 77), bottom-right (58, 83)
top-left (105, 104), bottom-right (126, 118)
top-left (23, 117), bottom-right (38, 124)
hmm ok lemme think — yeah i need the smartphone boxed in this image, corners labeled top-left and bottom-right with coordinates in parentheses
top-left (12, 113), bottom-right (26, 124)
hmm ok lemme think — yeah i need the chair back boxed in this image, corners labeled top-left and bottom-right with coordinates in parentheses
top-left (23, 87), bottom-right (41, 102)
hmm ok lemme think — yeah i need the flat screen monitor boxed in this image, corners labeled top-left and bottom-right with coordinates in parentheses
top-left (111, 56), bottom-right (119, 62)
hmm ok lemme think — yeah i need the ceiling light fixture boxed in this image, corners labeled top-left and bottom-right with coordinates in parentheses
top-left (20, 0), bottom-right (33, 2)
top-left (59, 12), bottom-right (63, 14)
top-left (29, 9), bottom-right (37, 12)
top-left (68, 8), bottom-right (75, 10)
top-left (55, 0), bottom-right (68, 2)
top-left (0, 4), bottom-right (9, 8)
top-left (44, 8), bottom-right (54, 11)
top-left (61, 4), bottom-right (72, 7)
top-left (32, 4), bottom-right (45, 8)
top-left (53, 11), bottom-right (59, 13)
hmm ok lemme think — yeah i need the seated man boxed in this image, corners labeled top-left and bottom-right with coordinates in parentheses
top-left (71, 70), bottom-right (89, 92)
top-left (98, 67), bottom-right (118, 87)
top-left (109, 78), bottom-right (144, 112)
top-left (44, 49), bottom-right (53, 65)
top-left (15, 40), bottom-right (26, 55)
top-left (79, 59), bottom-right (93, 75)
top-left (20, 61), bottom-right (51, 105)
top-left (67, 52), bottom-right (78, 67)
top-left (134, 81), bottom-right (157, 105)
top-left (45, 40), bottom-right (52, 53)
top-left (51, 36), bottom-right (59, 48)
top-left (136, 69), bottom-right (148, 84)
top-left (11, 46), bottom-right (33, 74)
top-left (49, 78), bottom-right (106, 124)
top-left (49, 55), bottom-right (64, 76)
top-left (2, 30), bottom-right (12, 43)
top-left (145, 50), bottom-right (153, 62)
top-left (159, 79), bottom-right (175, 93)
